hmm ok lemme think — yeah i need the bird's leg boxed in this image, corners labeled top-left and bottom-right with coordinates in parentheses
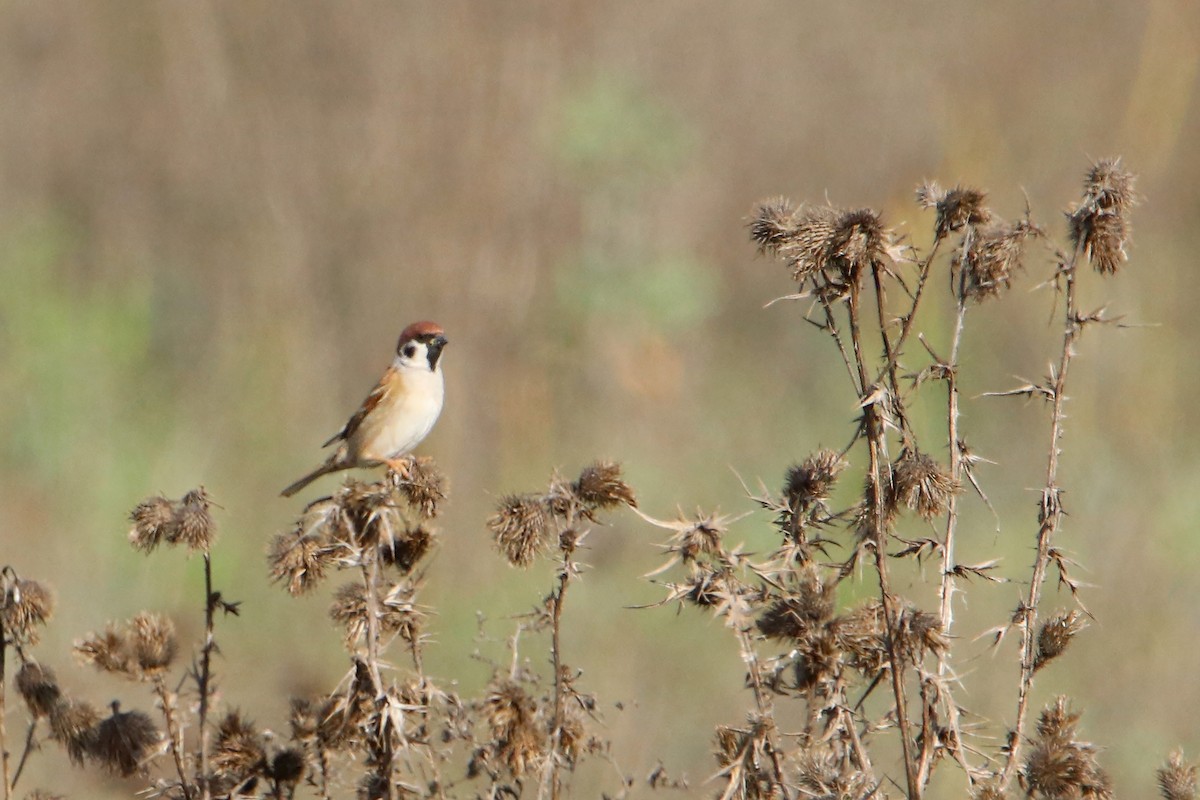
top-left (384, 456), bottom-right (414, 481)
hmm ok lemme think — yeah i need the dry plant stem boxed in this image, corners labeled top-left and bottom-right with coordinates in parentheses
top-left (9, 721), bottom-right (34, 791)
top-left (875, 236), bottom-right (943, 388)
top-left (847, 276), bottom-right (920, 800)
top-left (999, 244), bottom-right (1084, 789)
top-left (0, 618), bottom-right (9, 800)
top-left (156, 676), bottom-right (195, 800)
top-left (361, 556), bottom-right (395, 800)
top-left (735, 627), bottom-right (790, 798)
top-left (937, 291), bottom-right (969, 631)
top-left (546, 539), bottom-right (574, 800)
top-left (198, 552), bottom-right (215, 800)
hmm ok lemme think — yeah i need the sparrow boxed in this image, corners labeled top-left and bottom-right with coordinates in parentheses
top-left (281, 321), bottom-right (448, 497)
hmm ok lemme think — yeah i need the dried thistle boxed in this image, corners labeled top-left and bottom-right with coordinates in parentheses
top-left (1068, 158), bottom-right (1138, 275)
top-left (16, 661), bottom-right (62, 718)
top-left (270, 746), bottom-right (308, 786)
top-left (211, 711), bottom-right (267, 782)
top-left (74, 625), bottom-right (134, 677)
top-left (391, 456), bottom-right (448, 519)
top-left (174, 487), bottom-right (215, 550)
top-left (784, 450), bottom-right (848, 511)
top-left (832, 600), bottom-right (888, 678)
top-left (1034, 610), bottom-right (1086, 672)
top-left (891, 449), bottom-right (961, 519)
top-left (482, 681), bottom-right (545, 777)
top-left (830, 207), bottom-right (888, 278)
top-left (573, 460), bottom-right (637, 511)
top-left (330, 581), bottom-right (423, 647)
top-left (779, 205), bottom-right (839, 283)
top-left (749, 197), bottom-right (799, 255)
top-left (269, 527), bottom-right (334, 595)
top-left (1159, 750), bottom-right (1198, 800)
top-left (378, 524), bottom-right (435, 573)
top-left (756, 569), bottom-right (834, 641)
top-left (958, 219), bottom-right (1038, 302)
top-left (128, 495), bottom-right (177, 552)
top-left (48, 698), bottom-right (101, 766)
top-left (93, 705), bottom-right (161, 777)
top-left (76, 613), bottom-right (177, 680)
top-left (1, 577), bottom-right (55, 645)
top-left (917, 182), bottom-right (993, 238)
top-left (1025, 697), bottom-right (1111, 800)
top-left (337, 480), bottom-right (403, 548)
top-left (489, 494), bottom-right (550, 567)
top-left (129, 611), bottom-right (177, 676)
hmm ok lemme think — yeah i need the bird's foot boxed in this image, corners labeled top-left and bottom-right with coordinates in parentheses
top-left (384, 456), bottom-right (414, 481)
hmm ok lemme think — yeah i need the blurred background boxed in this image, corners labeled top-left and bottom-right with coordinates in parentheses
top-left (1, 1), bottom-right (1197, 797)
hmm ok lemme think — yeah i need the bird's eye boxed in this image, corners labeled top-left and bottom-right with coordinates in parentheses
top-left (403, 344), bottom-right (417, 359)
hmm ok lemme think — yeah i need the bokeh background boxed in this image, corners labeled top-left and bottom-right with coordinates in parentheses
top-left (1, 1), bottom-right (1198, 797)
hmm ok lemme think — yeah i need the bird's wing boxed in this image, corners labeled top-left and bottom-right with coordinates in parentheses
top-left (322, 367), bottom-right (397, 448)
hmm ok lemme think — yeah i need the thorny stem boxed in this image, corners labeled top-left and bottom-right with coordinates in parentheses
top-left (937, 290), bottom-right (969, 632)
top-left (735, 627), bottom-right (790, 799)
top-left (198, 551), bottom-right (215, 800)
top-left (847, 272), bottom-right (920, 800)
top-left (999, 243), bottom-right (1085, 789)
top-left (9, 720), bottom-right (34, 791)
top-left (361, 555), bottom-right (395, 800)
top-left (923, 276), bottom-right (976, 792)
top-left (546, 549), bottom-right (571, 800)
top-left (156, 676), bottom-right (195, 800)
top-left (1, 616), bottom-right (9, 800)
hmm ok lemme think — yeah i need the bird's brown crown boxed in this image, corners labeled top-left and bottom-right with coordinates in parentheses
top-left (398, 320), bottom-right (445, 345)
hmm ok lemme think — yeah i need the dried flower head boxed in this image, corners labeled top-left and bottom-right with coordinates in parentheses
top-left (482, 681), bottom-right (545, 777)
top-left (129, 612), bottom-right (177, 676)
top-left (94, 705), bottom-right (161, 777)
top-left (288, 697), bottom-right (320, 742)
top-left (270, 747), bottom-right (308, 786)
top-left (573, 461), bottom-right (637, 510)
top-left (830, 208), bottom-right (888, 278)
top-left (211, 711), bottom-right (267, 782)
top-left (391, 456), bottom-right (448, 519)
top-left (749, 197), bottom-right (799, 255)
top-left (833, 600), bottom-right (888, 677)
top-left (378, 525), bottom-right (435, 573)
top-left (76, 613), bottom-right (176, 680)
top-left (269, 527), bottom-right (334, 595)
top-left (895, 606), bottom-right (949, 662)
top-left (330, 581), bottom-right (423, 648)
top-left (128, 496), bottom-right (177, 552)
top-left (49, 698), bottom-right (101, 766)
top-left (174, 487), bottom-right (215, 550)
top-left (1025, 697), bottom-right (1111, 800)
top-left (891, 449), bottom-right (961, 519)
top-left (75, 625), bottom-right (134, 677)
top-left (973, 781), bottom-right (1008, 800)
top-left (1068, 158), bottom-right (1138, 275)
top-left (2, 577), bottom-right (54, 646)
top-left (16, 661), bottom-right (62, 718)
top-left (1034, 610), bottom-right (1086, 672)
top-left (779, 205), bottom-right (839, 283)
top-left (917, 182), bottom-right (993, 238)
top-left (957, 219), bottom-right (1038, 302)
top-left (337, 480), bottom-right (402, 548)
top-left (756, 570), bottom-right (834, 641)
top-left (489, 494), bottom-right (550, 567)
top-left (784, 450), bottom-right (848, 511)
top-left (1159, 750), bottom-right (1198, 800)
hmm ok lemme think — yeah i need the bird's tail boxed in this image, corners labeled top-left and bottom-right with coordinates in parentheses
top-left (281, 462), bottom-right (343, 498)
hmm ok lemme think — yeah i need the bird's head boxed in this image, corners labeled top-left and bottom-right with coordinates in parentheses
top-left (395, 321), bottom-right (449, 372)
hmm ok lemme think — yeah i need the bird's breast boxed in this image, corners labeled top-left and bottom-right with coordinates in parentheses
top-left (350, 369), bottom-right (444, 462)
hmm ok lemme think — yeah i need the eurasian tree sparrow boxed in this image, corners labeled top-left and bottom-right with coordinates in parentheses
top-left (281, 321), bottom-right (448, 498)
